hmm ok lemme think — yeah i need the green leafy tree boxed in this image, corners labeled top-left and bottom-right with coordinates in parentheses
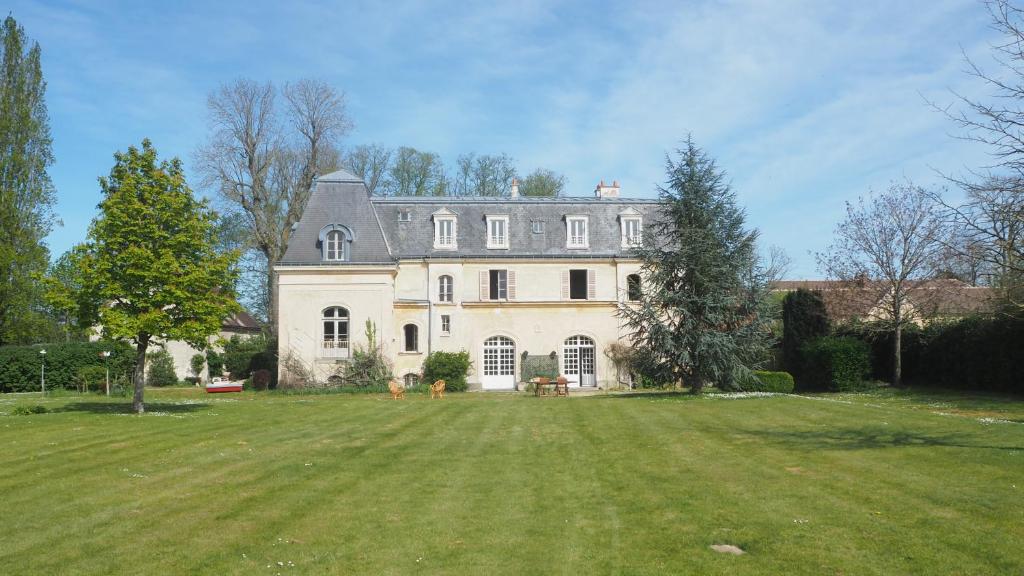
top-left (619, 138), bottom-right (772, 393)
top-left (781, 289), bottom-right (830, 382)
top-left (0, 16), bottom-right (57, 345)
top-left (75, 140), bottom-right (239, 412)
top-left (518, 168), bottom-right (564, 197)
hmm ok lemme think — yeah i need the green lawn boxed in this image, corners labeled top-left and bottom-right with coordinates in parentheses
top-left (1, 388), bottom-right (1022, 575)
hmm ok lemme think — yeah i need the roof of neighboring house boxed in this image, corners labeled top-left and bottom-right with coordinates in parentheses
top-left (771, 279), bottom-right (997, 320)
top-left (280, 170), bottom-right (663, 264)
top-left (222, 310), bottom-right (262, 333)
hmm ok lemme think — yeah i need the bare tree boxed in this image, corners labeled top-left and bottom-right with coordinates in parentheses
top-left (343, 144), bottom-right (392, 196)
top-left (816, 182), bottom-right (945, 386)
top-left (763, 245), bottom-right (793, 284)
top-left (196, 78), bottom-right (351, 333)
top-left (452, 152), bottom-right (516, 196)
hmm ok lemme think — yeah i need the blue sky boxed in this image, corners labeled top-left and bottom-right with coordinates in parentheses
top-left (9, 0), bottom-right (1002, 276)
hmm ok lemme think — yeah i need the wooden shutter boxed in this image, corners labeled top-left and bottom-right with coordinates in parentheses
top-left (561, 270), bottom-right (570, 300)
top-left (587, 269), bottom-right (597, 300)
top-left (479, 270), bottom-right (489, 301)
top-left (507, 270), bottom-right (517, 300)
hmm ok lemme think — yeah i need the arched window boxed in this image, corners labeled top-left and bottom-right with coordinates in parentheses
top-left (319, 224), bottom-right (353, 262)
top-left (438, 275), bottom-right (454, 303)
top-left (403, 324), bottom-right (419, 352)
top-left (322, 307), bottom-right (350, 358)
top-left (627, 274), bottom-right (642, 302)
top-left (403, 373), bottom-right (420, 387)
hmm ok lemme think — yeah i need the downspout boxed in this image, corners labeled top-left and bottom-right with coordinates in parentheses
top-left (426, 258), bottom-right (433, 356)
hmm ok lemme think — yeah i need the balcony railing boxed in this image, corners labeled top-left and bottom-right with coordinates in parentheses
top-left (321, 339), bottom-right (350, 359)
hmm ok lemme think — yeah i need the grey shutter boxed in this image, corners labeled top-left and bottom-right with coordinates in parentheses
top-left (479, 270), bottom-right (489, 301)
top-left (508, 270), bottom-right (517, 300)
top-left (587, 269), bottom-right (596, 300)
top-left (561, 270), bottom-right (570, 300)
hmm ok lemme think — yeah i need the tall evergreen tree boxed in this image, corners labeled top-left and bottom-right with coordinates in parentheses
top-left (619, 138), bottom-right (772, 393)
top-left (0, 15), bottom-right (57, 345)
top-left (74, 140), bottom-right (239, 413)
top-left (781, 288), bottom-right (830, 382)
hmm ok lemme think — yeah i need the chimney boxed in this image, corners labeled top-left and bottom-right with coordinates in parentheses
top-left (595, 179), bottom-right (620, 198)
top-left (510, 177), bottom-right (519, 198)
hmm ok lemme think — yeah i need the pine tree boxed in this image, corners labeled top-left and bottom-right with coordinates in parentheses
top-left (619, 138), bottom-right (772, 393)
top-left (0, 16), bottom-right (57, 345)
top-left (74, 140), bottom-right (239, 413)
top-left (781, 289), bottom-right (830, 382)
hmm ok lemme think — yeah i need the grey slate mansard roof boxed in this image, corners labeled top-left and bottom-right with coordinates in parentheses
top-left (279, 169), bottom-right (663, 264)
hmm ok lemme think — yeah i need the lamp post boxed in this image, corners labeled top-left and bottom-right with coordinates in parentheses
top-left (39, 349), bottom-right (47, 395)
top-left (100, 351), bottom-right (112, 396)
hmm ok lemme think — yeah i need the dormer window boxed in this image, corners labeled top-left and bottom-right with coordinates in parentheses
top-left (622, 216), bottom-right (642, 247)
top-left (318, 224), bottom-right (353, 262)
top-left (566, 215), bottom-right (589, 249)
top-left (433, 209), bottom-right (457, 250)
top-left (398, 209), bottom-right (411, 222)
top-left (486, 215), bottom-right (509, 249)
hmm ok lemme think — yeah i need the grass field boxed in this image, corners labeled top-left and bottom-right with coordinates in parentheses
top-left (1, 387), bottom-right (1022, 575)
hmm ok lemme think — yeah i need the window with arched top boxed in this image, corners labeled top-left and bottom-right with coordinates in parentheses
top-left (403, 324), bottom-right (419, 352)
top-left (404, 373), bottom-right (420, 387)
top-left (627, 274), bottom-right (642, 302)
top-left (321, 306), bottom-right (350, 358)
top-left (438, 275), bottom-right (453, 302)
top-left (319, 224), bottom-right (353, 262)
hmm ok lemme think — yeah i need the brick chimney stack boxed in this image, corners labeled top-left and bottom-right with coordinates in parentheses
top-left (510, 177), bottom-right (519, 198)
top-left (595, 179), bottom-right (620, 198)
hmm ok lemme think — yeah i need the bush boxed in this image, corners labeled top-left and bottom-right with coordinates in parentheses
top-left (800, 337), bottom-right (870, 392)
top-left (206, 350), bottom-right (224, 378)
top-left (146, 349), bottom-right (179, 387)
top-left (223, 335), bottom-right (267, 380)
top-left (189, 354), bottom-right (206, 378)
top-left (75, 365), bottom-right (109, 392)
top-left (0, 341), bottom-right (135, 393)
top-left (341, 321), bottom-right (392, 388)
top-left (11, 405), bottom-right (48, 415)
top-left (421, 350), bottom-right (471, 392)
top-left (782, 289), bottom-right (830, 384)
top-left (251, 369), bottom-right (271, 391)
top-left (742, 370), bottom-right (795, 393)
top-left (918, 316), bottom-right (1024, 393)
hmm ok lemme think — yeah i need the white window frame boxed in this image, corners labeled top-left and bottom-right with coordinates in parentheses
top-left (531, 220), bottom-right (545, 234)
top-left (566, 215), bottom-right (589, 249)
top-left (486, 215), bottom-right (510, 249)
top-left (434, 216), bottom-right (457, 250)
top-left (438, 275), bottom-right (454, 303)
top-left (324, 230), bottom-right (345, 261)
top-left (621, 216), bottom-right (642, 248)
top-left (440, 314), bottom-right (451, 336)
top-left (403, 323), bottom-right (419, 353)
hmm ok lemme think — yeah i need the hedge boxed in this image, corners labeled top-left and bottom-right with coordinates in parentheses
top-left (799, 337), bottom-right (871, 392)
top-left (146, 349), bottom-right (179, 387)
top-left (917, 316), bottom-right (1024, 394)
top-left (421, 350), bottom-right (471, 392)
top-left (0, 341), bottom-right (135, 393)
top-left (743, 370), bottom-right (795, 393)
top-left (833, 323), bottom-right (926, 383)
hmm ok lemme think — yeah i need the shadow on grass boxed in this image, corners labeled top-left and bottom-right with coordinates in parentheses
top-left (743, 426), bottom-right (1024, 452)
top-left (589, 391), bottom-right (696, 400)
top-left (55, 402), bottom-right (210, 415)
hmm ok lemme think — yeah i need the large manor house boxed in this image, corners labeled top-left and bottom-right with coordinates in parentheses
top-left (276, 169), bottom-right (660, 390)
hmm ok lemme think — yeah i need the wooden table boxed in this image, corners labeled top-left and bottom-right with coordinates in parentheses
top-left (531, 377), bottom-right (569, 397)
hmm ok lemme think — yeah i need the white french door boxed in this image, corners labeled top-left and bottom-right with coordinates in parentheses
top-left (562, 335), bottom-right (596, 387)
top-left (481, 336), bottom-right (516, 390)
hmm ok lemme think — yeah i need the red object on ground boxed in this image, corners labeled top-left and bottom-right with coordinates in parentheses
top-left (205, 382), bottom-right (243, 393)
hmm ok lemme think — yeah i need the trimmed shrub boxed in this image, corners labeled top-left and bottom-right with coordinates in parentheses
top-left (800, 337), bottom-right (870, 392)
top-left (834, 322), bottom-right (926, 383)
top-left (189, 354), bottom-right (206, 378)
top-left (206, 350), bottom-right (224, 378)
top-left (75, 365), bottom-right (109, 392)
top-left (223, 335), bottom-right (267, 380)
top-left (782, 289), bottom-right (830, 384)
top-left (918, 316), bottom-right (1024, 393)
top-left (421, 350), bottom-right (471, 392)
top-left (743, 370), bottom-right (795, 393)
top-left (0, 341), bottom-right (134, 393)
top-left (146, 349), bottom-right (179, 387)
top-left (251, 369), bottom-right (271, 391)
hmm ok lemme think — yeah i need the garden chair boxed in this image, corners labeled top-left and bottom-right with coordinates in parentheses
top-left (430, 379), bottom-right (446, 399)
top-left (388, 379), bottom-right (405, 400)
top-left (555, 376), bottom-right (569, 396)
top-left (534, 377), bottom-right (550, 397)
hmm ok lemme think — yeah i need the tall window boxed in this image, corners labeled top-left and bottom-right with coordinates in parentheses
top-left (569, 269), bottom-right (589, 300)
top-left (489, 269), bottom-right (507, 300)
top-left (438, 275), bottom-right (454, 302)
top-left (403, 324), bottom-right (419, 352)
top-left (322, 307), bottom-right (350, 357)
top-left (622, 217), bottom-right (642, 247)
top-left (566, 216), bottom-right (588, 248)
top-left (627, 274), bottom-right (642, 301)
top-left (319, 224), bottom-right (352, 262)
top-left (487, 215), bottom-right (509, 249)
top-left (440, 314), bottom-right (451, 335)
top-left (325, 230), bottom-right (344, 261)
top-left (434, 216), bottom-right (456, 249)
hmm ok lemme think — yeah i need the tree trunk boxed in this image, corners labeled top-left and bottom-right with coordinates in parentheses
top-left (893, 323), bottom-right (902, 387)
top-left (132, 334), bottom-right (150, 414)
top-left (689, 372), bottom-right (705, 394)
